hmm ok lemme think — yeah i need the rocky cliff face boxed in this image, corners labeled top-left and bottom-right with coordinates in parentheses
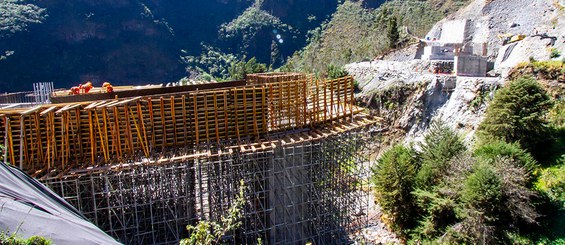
top-left (0, 0), bottom-right (337, 92)
top-left (347, 60), bottom-right (502, 148)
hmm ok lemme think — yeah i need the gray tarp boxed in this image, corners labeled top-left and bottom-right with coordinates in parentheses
top-left (0, 162), bottom-right (121, 244)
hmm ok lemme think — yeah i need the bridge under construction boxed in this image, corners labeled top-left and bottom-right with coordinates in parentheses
top-left (0, 73), bottom-right (377, 244)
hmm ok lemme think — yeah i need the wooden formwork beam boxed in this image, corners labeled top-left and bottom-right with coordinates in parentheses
top-left (0, 75), bottom-right (364, 174)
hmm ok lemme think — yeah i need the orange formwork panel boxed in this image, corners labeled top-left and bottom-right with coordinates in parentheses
top-left (0, 74), bottom-right (362, 176)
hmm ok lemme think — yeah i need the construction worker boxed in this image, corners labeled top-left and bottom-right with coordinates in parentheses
top-left (103, 82), bottom-right (114, 93)
top-left (69, 86), bottom-right (80, 95)
top-left (83, 81), bottom-right (93, 93)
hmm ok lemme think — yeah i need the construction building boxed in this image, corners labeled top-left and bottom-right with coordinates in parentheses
top-left (0, 73), bottom-right (377, 244)
top-left (421, 19), bottom-right (488, 77)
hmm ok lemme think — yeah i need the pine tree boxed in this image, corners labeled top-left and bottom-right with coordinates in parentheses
top-left (387, 15), bottom-right (399, 49)
top-left (416, 121), bottom-right (466, 189)
top-left (478, 76), bottom-right (553, 153)
top-left (371, 144), bottom-right (419, 233)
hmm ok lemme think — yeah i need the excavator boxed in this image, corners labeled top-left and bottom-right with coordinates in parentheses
top-left (498, 33), bottom-right (526, 45)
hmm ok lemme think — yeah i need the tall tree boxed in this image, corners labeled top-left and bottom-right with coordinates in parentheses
top-left (387, 15), bottom-right (399, 49)
top-left (478, 76), bottom-right (553, 153)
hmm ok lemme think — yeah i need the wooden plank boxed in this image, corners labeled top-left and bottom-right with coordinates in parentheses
top-left (204, 94), bottom-right (210, 143)
top-left (213, 93), bottom-right (220, 143)
top-left (193, 92), bottom-right (199, 144)
top-left (40, 106), bottom-right (58, 116)
top-left (182, 95), bottom-right (188, 146)
top-left (20, 106), bottom-right (42, 116)
top-left (233, 89), bottom-right (240, 139)
top-left (223, 91), bottom-right (229, 140)
top-left (160, 97), bottom-right (166, 149)
top-left (171, 96), bottom-right (177, 146)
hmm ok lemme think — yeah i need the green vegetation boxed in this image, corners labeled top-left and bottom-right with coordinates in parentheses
top-left (181, 45), bottom-right (238, 81)
top-left (477, 76), bottom-right (553, 154)
top-left (228, 57), bottom-right (267, 80)
top-left (474, 140), bottom-right (537, 177)
top-left (550, 48), bottom-right (562, 59)
top-left (0, 0), bottom-right (46, 38)
top-left (283, 0), bottom-right (470, 73)
top-left (180, 180), bottom-right (247, 245)
top-left (370, 145), bottom-right (419, 234)
top-left (371, 74), bottom-right (565, 243)
top-left (0, 233), bottom-right (51, 245)
top-left (416, 122), bottom-right (466, 190)
top-left (386, 15), bottom-right (399, 49)
top-left (509, 60), bottom-right (565, 81)
top-left (181, 47), bottom-right (267, 81)
top-left (372, 122), bottom-right (539, 243)
top-left (0, 0), bottom-right (46, 62)
top-left (219, 0), bottom-right (292, 44)
top-left (325, 64), bottom-right (349, 80)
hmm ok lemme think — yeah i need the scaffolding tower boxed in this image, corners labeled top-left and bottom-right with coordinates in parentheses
top-left (41, 126), bottom-right (370, 244)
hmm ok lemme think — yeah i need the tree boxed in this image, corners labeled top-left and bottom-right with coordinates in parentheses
top-left (0, 0), bottom-right (46, 38)
top-left (416, 121), bottom-right (466, 189)
top-left (477, 76), bottom-right (553, 153)
top-left (228, 56), bottom-right (266, 80)
top-left (386, 15), bottom-right (399, 49)
top-left (371, 144), bottom-right (419, 233)
top-left (453, 158), bottom-right (538, 244)
top-left (474, 140), bottom-right (537, 179)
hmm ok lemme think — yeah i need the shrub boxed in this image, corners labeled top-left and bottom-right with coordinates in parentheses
top-left (412, 189), bottom-right (457, 239)
top-left (477, 76), bottom-right (553, 153)
top-left (325, 64), bottom-right (349, 79)
top-left (371, 144), bottom-right (419, 234)
top-left (416, 121), bottom-right (466, 189)
top-left (0, 233), bottom-right (51, 245)
top-left (453, 157), bottom-right (538, 244)
top-left (550, 48), bottom-right (561, 59)
top-left (548, 100), bottom-right (565, 129)
top-left (25, 236), bottom-right (51, 245)
top-left (228, 57), bottom-right (267, 80)
top-left (509, 60), bottom-right (565, 82)
top-left (474, 140), bottom-right (537, 178)
top-left (537, 164), bottom-right (565, 204)
top-left (461, 164), bottom-right (502, 219)
top-left (181, 180), bottom-right (247, 245)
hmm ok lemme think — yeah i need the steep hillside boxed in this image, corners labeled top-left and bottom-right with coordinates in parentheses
top-left (283, 0), bottom-right (470, 74)
top-left (347, 0), bottom-right (564, 147)
top-left (351, 0), bottom-right (564, 242)
top-left (0, 0), bottom-right (337, 92)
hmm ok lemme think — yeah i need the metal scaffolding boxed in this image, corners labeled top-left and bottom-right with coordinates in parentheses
top-left (41, 127), bottom-right (370, 245)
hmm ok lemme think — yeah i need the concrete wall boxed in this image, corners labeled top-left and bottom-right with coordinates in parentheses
top-left (422, 45), bottom-right (457, 60)
top-left (440, 20), bottom-right (469, 43)
top-left (460, 43), bottom-right (488, 56)
top-left (455, 55), bottom-right (488, 77)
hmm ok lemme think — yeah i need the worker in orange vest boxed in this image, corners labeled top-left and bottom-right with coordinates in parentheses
top-left (69, 86), bottom-right (80, 95)
top-left (103, 82), bottom-right (114, 93)
top-left (83, 81), bottom-right (93, 93)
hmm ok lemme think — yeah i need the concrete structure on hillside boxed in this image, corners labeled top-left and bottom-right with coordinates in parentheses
top-left (455, 55), bottom-right (488, 77)
top-left (421, 19), bottom-right (488, 77)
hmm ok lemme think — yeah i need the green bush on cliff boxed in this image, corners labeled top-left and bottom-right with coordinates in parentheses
top-left (477, 76), bottom-right (553, 154)
top-left (371, 144), bottom-right (419, 234)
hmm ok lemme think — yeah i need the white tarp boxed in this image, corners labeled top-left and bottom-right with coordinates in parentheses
top-left (0, 162), bottom-right (121, 244)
